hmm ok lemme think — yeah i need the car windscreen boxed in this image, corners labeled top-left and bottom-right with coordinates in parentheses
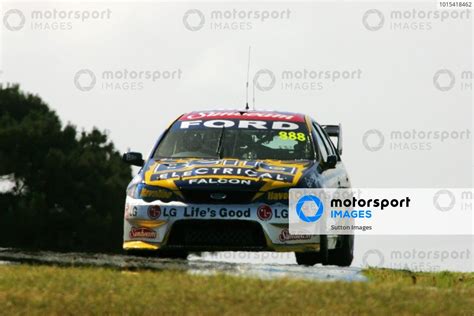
top-left (153, 119), bottom-right (315, 160)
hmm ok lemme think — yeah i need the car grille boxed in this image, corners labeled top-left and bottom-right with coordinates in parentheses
top-left (165, 220), bottom-right (267, 251)
top-left (180, 190), bottom-right (256, 204)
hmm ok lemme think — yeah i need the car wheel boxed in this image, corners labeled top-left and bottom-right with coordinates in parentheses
top-left (328, 235), bottom-right (354, 267)
top-left (295, 235), bottom-right (329, 266)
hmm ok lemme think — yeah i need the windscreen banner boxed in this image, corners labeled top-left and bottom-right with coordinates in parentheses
top-left (289, 188), bottom-right (473, 235)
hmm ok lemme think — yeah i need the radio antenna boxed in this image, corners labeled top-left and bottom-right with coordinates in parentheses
top-left (252, 71), bottom-right (256, 110)
top-left (245, 46), bottom-right (251, 110)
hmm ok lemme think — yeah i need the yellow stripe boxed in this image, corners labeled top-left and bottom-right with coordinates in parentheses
top-left (128, 220), bottom-right (168, 228)
top-left (123, 241), bottom-right (160, 250)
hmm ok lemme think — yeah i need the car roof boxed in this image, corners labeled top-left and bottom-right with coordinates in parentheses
top-left (179, 110), bottom-right (308, 122)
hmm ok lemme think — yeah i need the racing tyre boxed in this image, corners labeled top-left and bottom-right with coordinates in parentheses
top-left (295, 235), bottom-right (329, 266)
top-left (328, 235), bottom-right (354, 267)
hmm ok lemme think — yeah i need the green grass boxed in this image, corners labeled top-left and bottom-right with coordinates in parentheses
top-left (0, 265), bottom-right (472, 315)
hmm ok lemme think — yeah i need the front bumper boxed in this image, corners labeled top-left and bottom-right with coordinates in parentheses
top-left (123, 197), bottom-right (337, 252)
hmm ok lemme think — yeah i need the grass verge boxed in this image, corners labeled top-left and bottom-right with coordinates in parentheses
top-left (0, 265), bottom-right (472, 315)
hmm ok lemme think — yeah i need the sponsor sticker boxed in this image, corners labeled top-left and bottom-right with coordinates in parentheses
top-left (257, 204), bottom-right (273, 221)
top-left (147, 205), bottom-right (161, 219)
top-left (126, 204), bottom-right (289, 220)
top-left (267, 191), bottom-right (289, 201)
top-left (150, 161), bottom-right (298, 184)
top-left (186, 178), bottom-right (253, 185)
top-left (180, 111), bottom-right (304, 122)
top-left (178, 119), bottom-right (300, 130)
top-left (129, 227), bottom-right (157, 239)
top-left (125, 204), bottom-right (138, 219)
top-left (153, 159), bottom-right (298, 174)
top-left (278, 228), bottom-right (312, 242)
top-left (140, 187), bottom-right (172, 199)
top-left (183, 207), bottom-right (251, 218)
top-left (124, 203), bottom-right (131, 217)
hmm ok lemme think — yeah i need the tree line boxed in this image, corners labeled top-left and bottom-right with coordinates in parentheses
top-left (0, 85), bottom-right (131, 252)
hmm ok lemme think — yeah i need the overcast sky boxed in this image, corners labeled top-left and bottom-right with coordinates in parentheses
top-left (1, 1), bottom-right (472, 270)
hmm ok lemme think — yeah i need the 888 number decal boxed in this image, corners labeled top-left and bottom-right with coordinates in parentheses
top-left (279, 131), bottom-right (306, 141)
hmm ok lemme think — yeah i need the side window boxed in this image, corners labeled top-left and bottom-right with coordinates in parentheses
top-left (314, 124), bottom-right (336, 155)
top-left (314, 123), bottom-right (336, 156)
top-left (322, 129), bottom-right (338, 156)
top-left (312, 123), bottom-right (329, 161)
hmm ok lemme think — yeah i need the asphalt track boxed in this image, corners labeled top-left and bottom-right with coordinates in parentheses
top-left (0, 248), bottom-right (366, 282)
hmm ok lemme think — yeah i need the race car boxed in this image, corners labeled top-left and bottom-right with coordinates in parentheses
top-left (122, 110), bottom-right (353, 266)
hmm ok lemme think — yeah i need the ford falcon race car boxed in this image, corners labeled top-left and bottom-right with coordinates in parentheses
top-left (122, 110), bottom-right (353, 266)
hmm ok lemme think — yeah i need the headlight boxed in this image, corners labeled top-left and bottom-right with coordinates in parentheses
top-left (126, 176), bottom-right (142, 198)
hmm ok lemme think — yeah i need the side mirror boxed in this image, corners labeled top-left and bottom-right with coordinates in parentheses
top-left (323, 124), bottom-right (343, 156)
top-left (326, 155), bottom-right (337, 169)
top-left (122, 152), bottom-right (144, 167)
